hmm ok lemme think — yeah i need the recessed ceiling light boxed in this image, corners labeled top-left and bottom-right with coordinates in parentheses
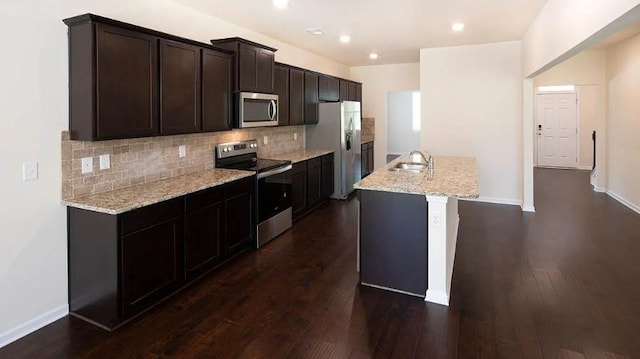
top-left (452, 22), bottom-right (465, 32)
top-left (369, 53), bottom-right (378, 60)
top-left (273, 0), bottom-right (289, 9)
top-left (306, 28), bottom-right (325, 35)
top-left (339, 35), bottom-right (351, 43)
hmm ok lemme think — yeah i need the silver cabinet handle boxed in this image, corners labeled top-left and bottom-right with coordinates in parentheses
top-left (268, 100), bottom-right (277, 121)
top-left (257, 164), bottom-right (292, 179)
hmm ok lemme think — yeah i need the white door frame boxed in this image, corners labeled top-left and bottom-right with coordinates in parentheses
top-left (534, 88), bottom-right (580, 169)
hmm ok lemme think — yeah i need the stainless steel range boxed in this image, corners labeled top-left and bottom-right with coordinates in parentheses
top-left (215, 139), bottom-right (292, 248)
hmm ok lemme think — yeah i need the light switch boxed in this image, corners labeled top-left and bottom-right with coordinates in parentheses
top-left (81, 157), bottom-right (93, 174)
top-left (263, 136), bottom-right (269, 145)
top-left (22, 161), bottom-right (38, 181)
top-left (99, 154), bottom-right (110, 170)
top-left (294, 133), bottom-right (298, 141)
top-left (179, 145), bottom-right (186, 158)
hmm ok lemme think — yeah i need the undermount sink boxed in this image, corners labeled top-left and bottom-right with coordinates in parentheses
top-left (389, 161), bottom-right (429, 173)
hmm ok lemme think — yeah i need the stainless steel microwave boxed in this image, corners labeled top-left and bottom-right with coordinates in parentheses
top-left (236, 92), bottom-right (279, 128)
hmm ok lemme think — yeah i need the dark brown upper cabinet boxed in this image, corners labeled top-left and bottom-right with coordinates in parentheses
top-left (64, 14), bottom-right (234, 140)
top-left (289, 68), bottom-right (305, 125)
top-left (318, 75), bottom-right (339, 102)
top-left (210, 38), bottom-right (277, 94)
top-left (355, 83), bottom-right (362, 102)
top-left (339, 80), bottom-right (349, 102)
top-left (160, 40), bottom-right (201, 135)
top-left (202, 49), bottom-right (233, 131)
top-left (304, 71), bottom-right (319, 124)
top-left (274, 64), bottom-right (290, 126)
top-left (348, 82), bottom-right (357, 102)
top-left (66, 21), bottom-right (160, 140)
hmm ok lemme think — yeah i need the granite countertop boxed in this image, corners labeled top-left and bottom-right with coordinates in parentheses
top-left (354, 156), bottom-right (479, 199)
top-left (269, 149), bottom-right (334, 163)
top-left (63, 168), bottom-right (254, 215)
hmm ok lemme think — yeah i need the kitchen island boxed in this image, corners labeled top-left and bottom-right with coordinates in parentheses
top-left (354, 156), bottom-right (479, 305)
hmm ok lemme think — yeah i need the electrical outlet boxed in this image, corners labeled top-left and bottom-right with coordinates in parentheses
top-left (99, 154), bottom-right (110, 170)
top-left (263, 136), bottom-right (269, 145)
top-left (22, 161), bottom-right (38, 181)
top-left (432, 212), bottom-right (441, 226)
top-left (294, 133), bottom-right (298, 140)
top-left (179, 145), bottom-right (186, 158)
top-left (81, 157), bottom-right (93, 174)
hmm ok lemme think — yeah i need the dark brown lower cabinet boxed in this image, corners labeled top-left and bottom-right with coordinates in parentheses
top-left (291, 161), bottom-right (308, 220)
top-left (321, 153), bottom-right (334, 198)
top-left (68, 176), bottom-right (254, 330)
top-left (361, 142), bottom-right (374, 178)
top-left (225, 177), bottom-right (255, 256)
top-left (292, 154), bottom-right (334, 221)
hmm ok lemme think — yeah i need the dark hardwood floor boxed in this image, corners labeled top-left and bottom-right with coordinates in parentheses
top-left (2, 168), bottom-right (640, 358)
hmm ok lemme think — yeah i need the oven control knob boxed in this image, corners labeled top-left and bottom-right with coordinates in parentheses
top-left (222, 148), bottom-right (227, 152)
top-left (226, 146), bottom-right (233, 152)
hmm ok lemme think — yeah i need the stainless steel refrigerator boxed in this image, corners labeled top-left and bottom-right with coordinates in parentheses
top-left (306, 101), bottom-right (361, 199)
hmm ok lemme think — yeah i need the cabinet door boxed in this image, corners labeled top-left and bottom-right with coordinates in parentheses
top-left (257, 48), bottom-right (275, 93)
top-left (225, 178), bottom-right (255, 256)
top-left (339, 80), bottom-right (349, 102)
top-left (321, 156), bottom-right (334, 199)
top-left (319, 75), bottom-right (339, 102)
top-left (120, 217), bottom-right (183, 318)
top-left (160, 40), bottom-right (201, 135)
top-left (202, 49), bottom-right (232, 131)
top-left (291, 162), bottom-right (308, 220)
top-left (185, 188), bottom-right (225, 281)
top-left (355, 83), bottom-right (362, 103)
top-left (304, 72), bottom-right (319, 124)
top-left (238, 43), bottom-right (259, 92)
top-left (307, 159), bottom-right (322, 208)
top-left (361, 144), bottom-right (369, 177)
top-left (95, 23), bottom-right (158, 139)
top-left (289, 68), bottom-right (305, 126)
top-left (274, 64), bottom-right (290, 126)
top-left (348, 82), bottom-right (357, 102)
top-left (368, 143), bottom-right (374, 173)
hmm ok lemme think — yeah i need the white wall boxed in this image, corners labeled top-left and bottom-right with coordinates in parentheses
top-left (0, 0), bottom-right (350, 347)
top-left (387, 91), bottom-right (420, 155)
top-left (605, 32), bottom-right (640, 213)
top-left (522, 0), bottom-right (640, 77)
top-left (533, 51), bottom-right (606, 170)
top-left (420, 41), bottom-right (523, 205)
top-left (350, 63), bottom-right (420, 169)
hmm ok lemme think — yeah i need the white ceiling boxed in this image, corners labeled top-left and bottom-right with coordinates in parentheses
top-left (174, 0), bottom-right (547, 66)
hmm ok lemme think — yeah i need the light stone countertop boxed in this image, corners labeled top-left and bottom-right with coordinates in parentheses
top-left (354, 156), bottom-right (479, 199)
top-left (269, 149), bottom-right (334, 163)
top-left (63, 168), bottom-right (254, 215)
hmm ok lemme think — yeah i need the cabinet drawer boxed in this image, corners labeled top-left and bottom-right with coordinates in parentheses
top-left (307, 157), bottom-right (321, 169)
top-left (121, 198), bottom-right (184, 235)
top-left (292, 161), bottom-right (307, 175)
top-left (185, 186), bottom-right (224, 213)
top-left (321, 153), bottom-right (334, 164)
top-left (225, 176), bottom-right (255, 199)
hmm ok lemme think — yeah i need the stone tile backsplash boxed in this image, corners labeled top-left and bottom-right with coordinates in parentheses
top-left (362, 117), bottom-right (375, 141)
top-left (61, 126), bottom-right (305, 200)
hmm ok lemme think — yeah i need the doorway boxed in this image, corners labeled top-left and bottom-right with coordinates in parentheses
top-left (386, 90), bottom-right (420, 163)
top-left (535, 91), bottom-right (578, 168)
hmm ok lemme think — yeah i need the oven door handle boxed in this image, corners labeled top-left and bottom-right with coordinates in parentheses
top-left (257, 164), bottom-right (292, 179)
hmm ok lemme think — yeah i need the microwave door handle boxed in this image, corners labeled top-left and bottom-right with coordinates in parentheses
top-left (269, 100), bottom-right (277, 121)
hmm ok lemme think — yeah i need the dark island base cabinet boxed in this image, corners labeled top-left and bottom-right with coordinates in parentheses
top-left (291, 153), bottom-right (334, 221)
top-left (68, 177), bottom-right (254, 330)
top-left (358, 189), bottom-right (428, 297)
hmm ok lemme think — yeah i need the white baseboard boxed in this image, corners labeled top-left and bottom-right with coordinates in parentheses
top-left (461, 196), bottom-right (521, 206)
top-left (593, 186), bottom-right (607, 193)
top-left (606, 189), bottom-right (640, 215)
top-left (425, 290), bottom-right (450, 306)
top-left (577, 166), bottom-right (593, 170)
top-left (0, 304), bottom-right (68, 349)
top-left (521, 204), bottom-right (536, 212)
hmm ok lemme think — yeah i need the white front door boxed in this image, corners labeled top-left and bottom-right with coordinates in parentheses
top-left (536, 93), bottom-right (578, 168)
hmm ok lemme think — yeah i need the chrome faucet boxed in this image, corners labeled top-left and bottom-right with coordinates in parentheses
top-left (409, 150), bottom-right (434, 170)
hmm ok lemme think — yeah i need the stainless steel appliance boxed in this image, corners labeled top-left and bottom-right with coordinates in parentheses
top-left (236, 92), bottom-right (278, 128)
top-left (306, 101), bottom-right (362, 199)
top-left (215, 139), bottom-right (292, 247)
